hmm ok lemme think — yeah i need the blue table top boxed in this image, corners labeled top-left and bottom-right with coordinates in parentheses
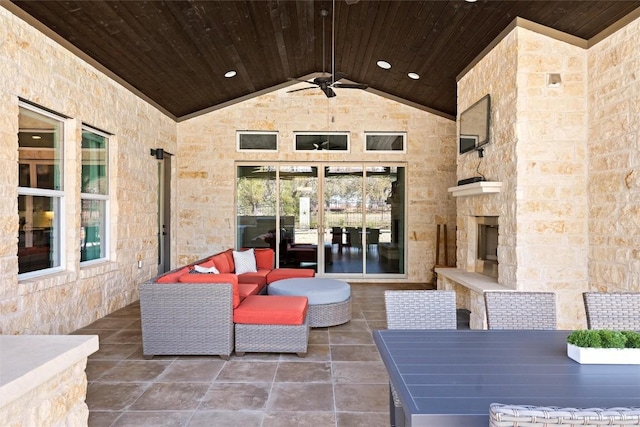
top-left (374, 329), bottom-right (640, 427)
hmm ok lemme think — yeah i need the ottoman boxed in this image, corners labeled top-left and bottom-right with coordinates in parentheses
top-left (268, 278), bottom-right (351, 327)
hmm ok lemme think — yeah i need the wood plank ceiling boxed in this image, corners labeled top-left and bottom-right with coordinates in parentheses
top-left (9, 0), bottom-right (640, 120)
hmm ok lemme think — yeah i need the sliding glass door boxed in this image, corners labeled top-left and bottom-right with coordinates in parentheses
top-left (236, 163), bottom-right (405, 277)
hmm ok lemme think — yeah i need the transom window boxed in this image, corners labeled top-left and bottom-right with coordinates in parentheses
top-left (365, 132), bottom-right (406, 152)
top-left (237, 131), bottom-right (278, 151)
top-left (294, 132), bottom-right (349, 152)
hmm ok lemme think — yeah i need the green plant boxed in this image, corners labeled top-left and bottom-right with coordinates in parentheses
top-left (567, 330), bottom-right (640, 349)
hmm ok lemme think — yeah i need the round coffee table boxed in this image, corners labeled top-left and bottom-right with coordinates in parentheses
top-left (267, 278), bottom-right (351, 327)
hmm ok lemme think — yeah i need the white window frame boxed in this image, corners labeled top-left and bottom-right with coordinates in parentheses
top-left (293, 132), bottom-right (350, 152)
top-left (80, 124), bottom-right (110, 265)
top-left (236, 131), bottom-right (278, 152)
top-left (364, 132), bottom-right (407, 153)
top-left (18, 101), bottom-right (66, 278)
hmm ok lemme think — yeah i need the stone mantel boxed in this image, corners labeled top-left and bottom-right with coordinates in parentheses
top-left (447, 181), bottom-right (502, 197)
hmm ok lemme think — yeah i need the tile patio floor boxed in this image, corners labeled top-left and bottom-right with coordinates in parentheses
top-left (75, 282), bottom-right (431, 427)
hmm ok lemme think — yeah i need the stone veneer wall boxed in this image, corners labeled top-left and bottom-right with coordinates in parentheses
top-left (0, 8), bottom-right (176, 334)
top-left (458, 26), bottom-right (590, 329)
top-left (0, 360), bottom-right (89, 426)
top-left (176, 88), bottom-right (457, 283)
top-left (587, 16), bottom-right (640, 293)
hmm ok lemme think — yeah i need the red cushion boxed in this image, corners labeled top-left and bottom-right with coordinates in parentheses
top-left (177, 273), bottom-right (240, 308)
top-left (156, 266), bottom-right (190, 283)
top-left (233, 295), bottom-right (308, 325)
top-left (238, 283), bottom-right (260, 299)
top-left (198, 258), bottom-right (217, 268)
top-left (223, 249), bottom-right (235, 272)
top-left (267, 268), bottom-right (315, 284)
top-left (253, 248), bottom-right (274, 270)
top-left (237, 270), bottom-right (269, 287)
top-left (211, 252), bottom-right (233, 274)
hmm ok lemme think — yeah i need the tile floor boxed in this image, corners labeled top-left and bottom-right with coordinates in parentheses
top-left (74, 282), bottom-right (431, 427)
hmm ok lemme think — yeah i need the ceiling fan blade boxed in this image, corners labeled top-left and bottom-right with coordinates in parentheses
top-left (334, 83), bottom-right (368, 89)
top-left (287, 87), bottom-right (318, 93)
top-left (321, 87), bottom-right (336, 98)
top-left (288, 77), bottom-right (319, 85)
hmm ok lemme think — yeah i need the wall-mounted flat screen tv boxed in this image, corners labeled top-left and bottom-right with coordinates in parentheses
top-left (459, 94), bottom-right (491, 154)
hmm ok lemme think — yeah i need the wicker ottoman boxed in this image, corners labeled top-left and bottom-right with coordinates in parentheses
top-left (268, 278), bottom-right (351, 327)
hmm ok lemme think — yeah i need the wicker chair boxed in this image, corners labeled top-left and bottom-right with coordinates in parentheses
top-left (484, 291), bottom-right (557, 330)
top-left (583, 292), bottom-right (640, 330)
top-left (384, 290), bottom-right (457, 426)
top-left (489, 403), bottom-right (640, 426)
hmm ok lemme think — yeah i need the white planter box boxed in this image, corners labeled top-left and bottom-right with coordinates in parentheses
top-left (567, 343), bottom-right (640, 364)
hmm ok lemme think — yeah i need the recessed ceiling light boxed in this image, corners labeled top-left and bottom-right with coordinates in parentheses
top-left (377, 60), bottom-right (391, 70)
top-left (31, 135), bottom-right (42, 139)
top-left (408, 72), bottom-right (420, 80)
top-left (224, 70), bottom-right (237, 78)
top-left (465, 0), bottom-right (477, 2)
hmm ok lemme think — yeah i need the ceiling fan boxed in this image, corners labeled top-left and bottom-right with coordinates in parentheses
top-left (287, 1), bottom-right (368, 98)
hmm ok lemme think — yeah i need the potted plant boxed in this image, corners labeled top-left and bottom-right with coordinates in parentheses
top-left (566, 329), bottom-right (640, 364)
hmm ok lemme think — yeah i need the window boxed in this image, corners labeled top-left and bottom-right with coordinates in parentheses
top-left (18, 103), bottom-right (65, 275)
top-left (294, 132), bottom-right (349, 151)
top-left (237, 131), bottom-right (278, 151)
top-left (80, 126), bottom-right (109, 262)
top-left (365, 132), bottom-right (406, 152)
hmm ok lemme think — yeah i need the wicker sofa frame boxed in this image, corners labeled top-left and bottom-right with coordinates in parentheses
top-left (235, 318), bottom-right (309, 357)
top-left (140, 281), bottom-right (235, 359)
top-left (489, 403), bottom-right (640, 426)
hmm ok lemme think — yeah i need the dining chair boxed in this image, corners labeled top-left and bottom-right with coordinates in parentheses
top-left (484, 291), bottom-right (556, 330)
top-left (489, 403), bottom-right (640, 426)
top-left (384, 290), bottom-right (457, 426)
top-left (583, 292), bottom-right (640, 330)
top-left (366, 228), bottom-right (380, 252)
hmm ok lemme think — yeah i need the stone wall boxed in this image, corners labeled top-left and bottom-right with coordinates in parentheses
top-left (176, 88), bottom-right (457, 283)
top-left (457, 25), bottom-right (590, 329)
top-left (587, 16), bottom-right (640, 293)
top-left (0, 8), bottom-right (176, 334)
top-left (0, 360), bottom-right (89, 427)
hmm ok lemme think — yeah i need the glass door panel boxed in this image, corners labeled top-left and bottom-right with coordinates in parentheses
top-left (366, 166), bottom-right (405, 274)
top-left (279, 166), bottom-right (319, 270)
top-left (323, 166), bottom-right (363, 274)
top-left (236, 166), bottom-right (277, 252)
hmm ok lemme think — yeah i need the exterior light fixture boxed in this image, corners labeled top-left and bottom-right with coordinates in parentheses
top-left (224, 70), bottom-right (237, 78)
top-left (150, 148), bottom-right (164, 160)
top-left (377, 60), bottom-right (391, 70)
top-left (546, 73), bottom-right (562, 88)
top-left (408, 72), bottom-right (420, 80)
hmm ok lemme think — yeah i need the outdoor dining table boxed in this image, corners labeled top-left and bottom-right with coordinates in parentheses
top-left (373, 329), bottom-right (640, 427)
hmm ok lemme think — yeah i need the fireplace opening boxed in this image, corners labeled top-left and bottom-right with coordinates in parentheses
top-left (476, 216), bottom-right (498, 279)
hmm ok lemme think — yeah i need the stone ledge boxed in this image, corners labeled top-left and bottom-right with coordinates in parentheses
top-left (435, 267), bottom-right (509, 293)
top-left (0, 335), bottom-right (99, 409)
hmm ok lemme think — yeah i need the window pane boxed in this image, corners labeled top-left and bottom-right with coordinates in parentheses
top-left (365, 133), bottom-right (405, 151)
top-left (81, 130), bottom-right (108, 194)
top-left (18, 195), bottom-right (60, 273)
top-left (295, 133), bottom-right (348, 151)
top-left (18, 107), bottom-right (63, 191)
top-left (238, 132), bottom-right (277, 151)
top-left (81, 199), bottom-right (106, 261)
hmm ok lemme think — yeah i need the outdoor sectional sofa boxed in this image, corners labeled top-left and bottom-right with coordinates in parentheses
top-left (139, 248), bottom-right (315, 359)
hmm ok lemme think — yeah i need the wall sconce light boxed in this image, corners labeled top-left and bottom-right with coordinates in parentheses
top-left (546, 73), bottom-right (562, 88)
top-left (150, 148), bottom-right (164, 160)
